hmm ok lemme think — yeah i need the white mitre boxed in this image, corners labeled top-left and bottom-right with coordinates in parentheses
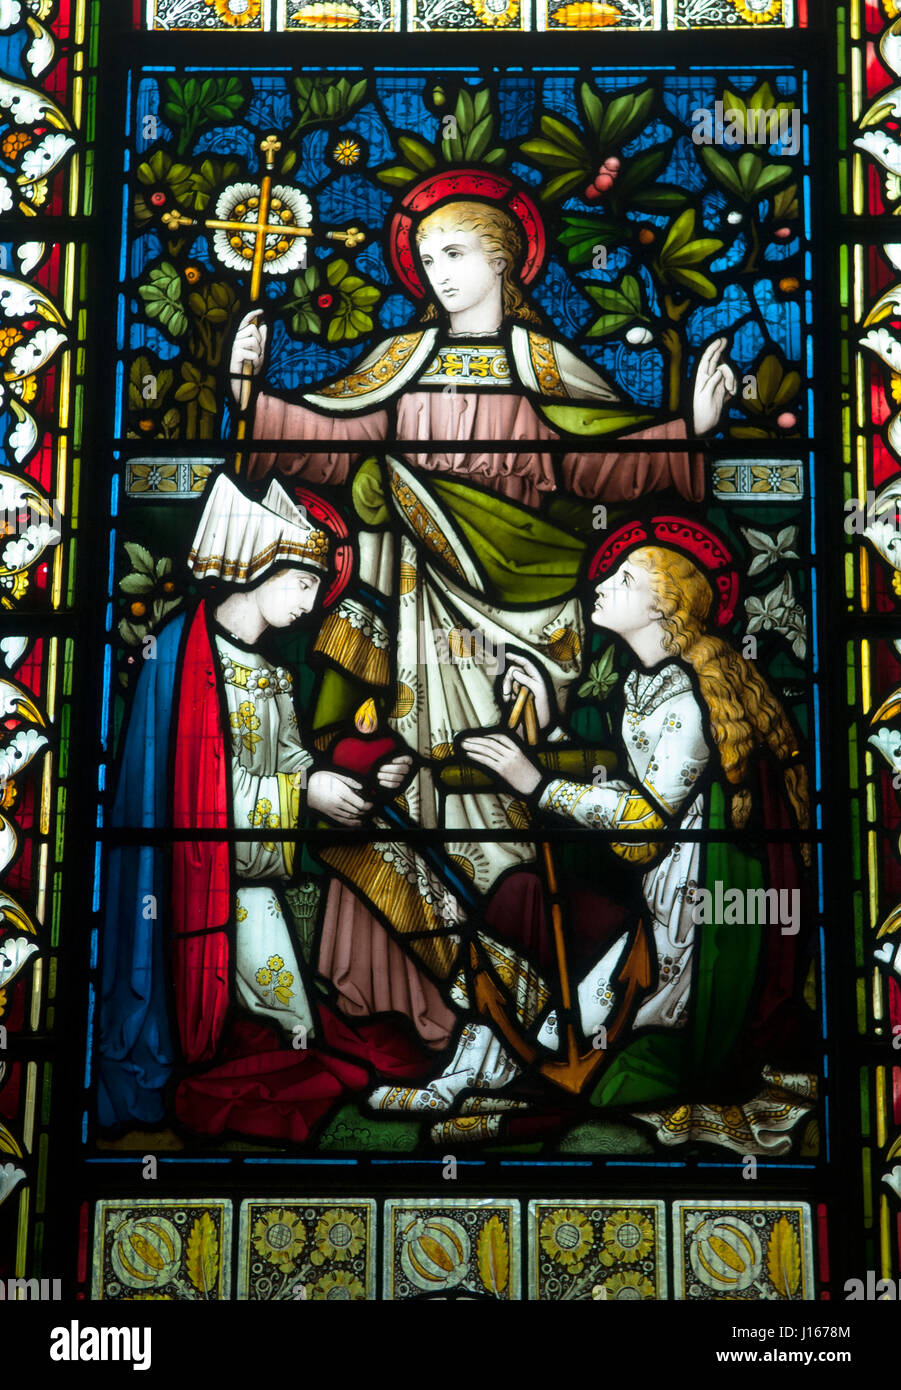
top-left (187, 472), bottom-right (329, 584)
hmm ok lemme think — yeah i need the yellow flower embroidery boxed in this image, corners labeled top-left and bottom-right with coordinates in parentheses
top-left (600, 1210), bottom-right (654, 1265)
top-left (250, 799), bottom-right (280, 851)
top-left (256, 957), bottom-right (295, 1007)
top-left (599, 1269), bottom-right (655, 1300)
top-left (230, 700), bottom-right (261, 752)
top-left (333, 138), bottom-right (361, 166)
top-left (539, 1209), bottom-right (593, 1271)
top-left (253, 1209), bottom-right (305, 1274)
top-left (311, 1208), bottom-right (366, 1265)
top-left (310, 1269), bottom-right (366, 1300)
top-left (235, 897), bottom-right (248, 923)
top-left (213, 0), bottom-right (262, 24)
top-left (730, 0), bottom-right (782, 23)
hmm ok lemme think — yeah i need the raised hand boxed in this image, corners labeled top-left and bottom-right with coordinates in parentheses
top-left (461, 734), bottom-right (542, 796)
top-left (502, 654), bottom-right (553, 731)
top-left (306, 770), bottom-right (372, 827)
top-left (692, 335), bottom-right (738, 436)
top-left (229, 309), bottom-right (269, 406)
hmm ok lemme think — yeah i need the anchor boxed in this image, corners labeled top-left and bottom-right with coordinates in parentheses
top-left (468, 686), bottom-right (653, 1095)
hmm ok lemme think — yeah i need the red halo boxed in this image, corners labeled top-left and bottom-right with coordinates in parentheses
top-left (388, 168), bottom-right (547, 300)
top-left (588, 516), bottom-right (739, 628)
top-left (292, 486), bottom-right (352, 609)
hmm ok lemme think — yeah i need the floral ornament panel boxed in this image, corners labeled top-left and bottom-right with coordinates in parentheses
top-left (148, 0), bottom-right (268, 29)
top-left (280, 0), bottom-right (400, 29)
top-left (92, 1198), bottom-right (233, 1300)
top-left (384, 1198), bottom-right (520, 1300)
top-left (0, 0), bottom-right (92, 220)
top-left (668, 0), bottom-right (792, 26)
top-left (542, 0), bottom-right (660, 28)
top-left (528, 1200), bottom-right (666, 1301)
top-left (672, 1200), bottom-right (814, 1300)
top-left (237, 1199), bottom-right (375, 1299)
top-left (0, 241), bottom-right (82, 613)
top-left (408, 0), bottom-right (525, 32)
top-left (848, 1), bottom-right (901, 218)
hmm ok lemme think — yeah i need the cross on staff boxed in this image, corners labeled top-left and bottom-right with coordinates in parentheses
top-left (159, 134), bottom-right (367, 471)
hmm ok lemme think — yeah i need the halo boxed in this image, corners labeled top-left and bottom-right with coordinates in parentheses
top-left (292, 486), bottom-right (352, 609)
top-left (587, 516), bottom-right (739, 628)
top-left (387, 168), bottom-right (547, 300)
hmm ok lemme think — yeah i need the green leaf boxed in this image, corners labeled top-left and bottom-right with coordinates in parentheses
top-left (752, 162), bottom-right (793, 195)
top-left (629, 187), bottom-right (688, 212)
top-left (465, 114), bottom-right (494, 161)
top-left (326, 316), bottom-right (347, 343)
top-left (558, 216), bottom-right (618, 245)
top-left (198, 388), bottom-right (218, 414)
top-left (620, 274), bottom-right (642, 312)
top-left (586, 310), bottom-right (637, 337)
top-left (773, 182), bottom-right (798, 219)
top-left (774, 370), bottom-right (800, 408)
top-left (398, 135), bottom-right (437, 172)
top-left (120, 572), bottom-right (155, 594)
top-left (587, 284), bottom-right (635, 313)
top-left (540, 114), bottom-right (589, 161)
top-left (326, 258), bottom-right (350, 287)
top-left (455, 87), bottom-right (475, 136)
top-left (351, 285), bottom-right (381, 308)
top-left (520, 138), bottom-right (585, 171)
top-left (376, 165), bottom-right (417, 187)
top-left (615, 145), bottom-right (668, 199)
top-left (668, 267), bottom-right (718, 299)
top-left (699, 146), bottom-right (743, 199)
top-left (599, 88), bottom-right (653, 146)
top-left (124, 541), bottom-right (156, 578)
top-left (482, 147), bottom-right (506, 166)
top-left (666, 236), bottom-right (723, 267)
top-left (755, 354), bottom-right (784, 410)
top-left (578, 81), bottom-right (604, 140)
top-left (473, 87), bottom-right (491, 124)
top-left (540, 169), bottom-right (589, 202)
top-left (661, 208), bottom-right (696, 256)
top-left (730, 425), bottom-right (772, 439)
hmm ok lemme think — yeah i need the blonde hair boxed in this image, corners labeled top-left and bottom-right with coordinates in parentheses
top-left (629, 545), bottom-right (810, 847)
top-left (415, 200), bottom-right (542, 325)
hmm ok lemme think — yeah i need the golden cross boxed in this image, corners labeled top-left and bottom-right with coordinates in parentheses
top-left (157, 134), bottom-right (367, 472)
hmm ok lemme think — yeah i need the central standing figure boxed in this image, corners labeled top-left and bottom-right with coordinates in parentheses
top-left (231, 169), bottom-right (737, 1070)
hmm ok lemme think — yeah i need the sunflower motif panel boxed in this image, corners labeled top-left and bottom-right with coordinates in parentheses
top-left (672, 1199), bottom-right (815, 1300)
top-left (528, 1199), bottom-right (666, 1299)
top-left (237, 1197), bottom-right (376, 1298)
top-left (91, 1197), bottom-right (233, 1300)
top-left (668, 0), bottom-right (796, 27)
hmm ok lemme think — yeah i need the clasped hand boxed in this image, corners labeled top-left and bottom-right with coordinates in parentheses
top-left (306, 756), bottom-right (413, 828)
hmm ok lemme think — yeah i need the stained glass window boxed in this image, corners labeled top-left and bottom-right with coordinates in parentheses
top-left (2, 0), bottom-right (899, 1344)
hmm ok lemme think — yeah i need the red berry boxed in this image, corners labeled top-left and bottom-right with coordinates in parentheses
top-left (317, 293), bottom-right (333, 309)
top-left (584, 185), bottom-right (601, 201)
top-left (603, 156), bottom-right (621, 173)
top-left (23, 319), bottom-right (37, 330)
top-left (774, 226), bottom-right (792, 239)
top-left (594, 172), bottom-right (614, 192)
top-left (150, 192), bottom-right (166, 207)
top-left (777, 411), bottom-right (797, 429)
